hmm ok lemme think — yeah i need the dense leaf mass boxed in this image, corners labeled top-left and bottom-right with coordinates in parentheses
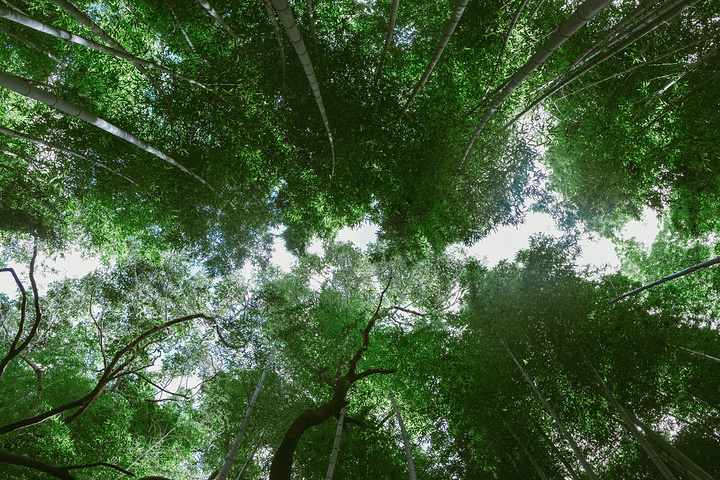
top-left (1, 0), bottom-right (719, 478)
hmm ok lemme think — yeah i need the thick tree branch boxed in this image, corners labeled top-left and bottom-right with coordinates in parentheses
top-left (354, 368), bottom-right (396, 381)
top-left (0, 451), bottom-right (77, 480)
top-left (0, 314), bottom-right (209, 435)
top-left (0, 246), bottom-right (39, 377)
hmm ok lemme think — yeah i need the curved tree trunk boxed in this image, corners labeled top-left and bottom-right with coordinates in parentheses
top-left (0, 125), bottom-right (137, 185)
top-left (398, 0), bottom-right (469, 117)
top-left (458, 0), bottom-right (613, 170)
top-left (0, 71), bottom-right (213, 190)
top-left (270, 282), bottom-right (396, 479)
top-left (374, 0), bottom-right (400, 88)
top-left (0, 6), bottom-right (204, 88)
top-left (269, 0), bottom-right (335, 173)
top-left (49, 0), bottom-right (173, 114)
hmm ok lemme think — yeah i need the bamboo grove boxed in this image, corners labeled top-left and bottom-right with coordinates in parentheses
top-left (0, 0), bottom-right (719, 478)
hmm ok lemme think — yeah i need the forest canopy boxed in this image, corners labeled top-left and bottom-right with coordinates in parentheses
top-left (0, 0), bottom-right (719, 478)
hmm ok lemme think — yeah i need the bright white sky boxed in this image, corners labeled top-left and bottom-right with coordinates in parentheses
top-left (0, 209), bottom-right (660, 296)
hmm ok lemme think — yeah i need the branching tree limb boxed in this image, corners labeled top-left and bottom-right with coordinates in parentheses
top-left (0, 314), bottom-right (210, 435)
top-left (0, 245), bottom-right (40, 377)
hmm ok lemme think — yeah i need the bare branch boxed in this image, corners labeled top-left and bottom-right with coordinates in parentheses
top-left (0, 246), bottom-right (39, 377)
top-left (0, 314), bottom-right (209, 435)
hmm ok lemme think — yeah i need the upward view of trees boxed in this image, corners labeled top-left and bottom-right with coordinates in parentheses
top-left (1, 0), bottom-right (718, 478)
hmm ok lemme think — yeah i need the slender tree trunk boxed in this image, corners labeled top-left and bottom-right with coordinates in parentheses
top-left (398, 0), bottom-right (469, 118)
top-left (507, 347), bottom-right (599, 480)
top-left (0, 247), bottom-right (40, 378)
top-left (270, 0), bottom-right (335, 173)
top-left (49, 0), bottom-right (173, 114)
top-left (324, 407), bottom-right (345, 480)
top-left (0, 314), bottom-right (208, 435)
top-left (509, 0), bottom-right (702, 130)
top-left (0, 6), bottom-right (204, 88)
top-left (609, 255), bottom-right (720, 303)
top-left (628, 410), bottom-right (714, 480)
top-left (0, 24), bottom-right (64, 64)
top-left (458, 0), bottom-right (613, 169)
top-left (0, 125), bottom-right (137, 185)
top-left (678, 346), bottom-right (720, 363)
top-left (503, 420), bottom-right (548, 480)
top-left (217, 371), bottom-right (266, 480)
top-left (585, 360), bottom-right (676, 479)
top-left (197, 0), bottom-right (239, 40)
top-left (0, 71), bottom-right (213, 190)
top-left (530, 416), bottom-right (581, 480)
top-left (391, 390), bottom-right (417, 480)
top-left (269, 295), bottom-right (395, 479)
top-left (236, 430), bottom-right (264, 480)
top-left (374, 0), bottom-right (400, 88)
top-left (261, 0), bottom-right (287, 90)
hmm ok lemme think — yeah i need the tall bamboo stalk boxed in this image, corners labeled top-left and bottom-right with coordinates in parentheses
top-left (398, 0), bottom-right (469, 118)
top-left (458, 0), bottom-right (613, 170)
top-left (0, 71), bottom-right (212, 190)
top-left (217, 371), bottom-right (266, 480)
top-left (586, 360), bottom-right (676, 479)
top-left (324, 407), bottom-right (345, 480)
top-left (390, 390), bottom-right (417, 480)
top-left (269, 0), bottom-right (335, 172)
top-left (507, 347), bottom-right (599, 480)
top-left (0, 6), bottom-right (205, 88)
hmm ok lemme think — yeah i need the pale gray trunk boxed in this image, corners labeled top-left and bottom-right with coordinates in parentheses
top-left (390, 390), bottom-right (417, 480)
top-left (497, 0), bottom-right (530, 70)
top-left (0, 71), bottom-right (212, 190)
top-left (0, 6), bottom-right (205, 88)
top-left (374, 0), bottom-right (400, 88)
top-left (569, 0), bottom-right (663, 71)
top-left (235, 430), bottom-right (264, 480)
top-left (507, 347), bottom-right (599, 480)
top-left (399, 0), bottom-right (469, 117)
top-left (197, 0), bottom-right (239, 40)
top-left (114, 428), bottom-right (175, 480)
top-left (169, 3), bottom-right (195, 51)
top-left (49, 0), bottom-right (171, 110)
top-left (628, 410), bottom-right (714, 480)
top-left (609, 254), bottom-right (720, 304)
top-left (503, 420), bottom-right (549, 480)
top-left (531, 416), bottom-right (581, 480)
top-left (270, 0), bottom-right (335, 173)
top-left (324, 407), bottom-right (345, 480)
top-left (679, 346), bottom-right (720, 363)
top-left (459, 0), bottom-right (613, 169)
top-left (586, 361), bottom-right (676, 479)
top-left (510, 0), bottom-right (702, 129)
top-left (261, 0), bottom-right (287, 90)
top-left (0, 125), bottom-right (137, 185)
top-left (217, 371), bottom-right (266, 480)
top-left (0, 25), bottom-right (65, 64)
